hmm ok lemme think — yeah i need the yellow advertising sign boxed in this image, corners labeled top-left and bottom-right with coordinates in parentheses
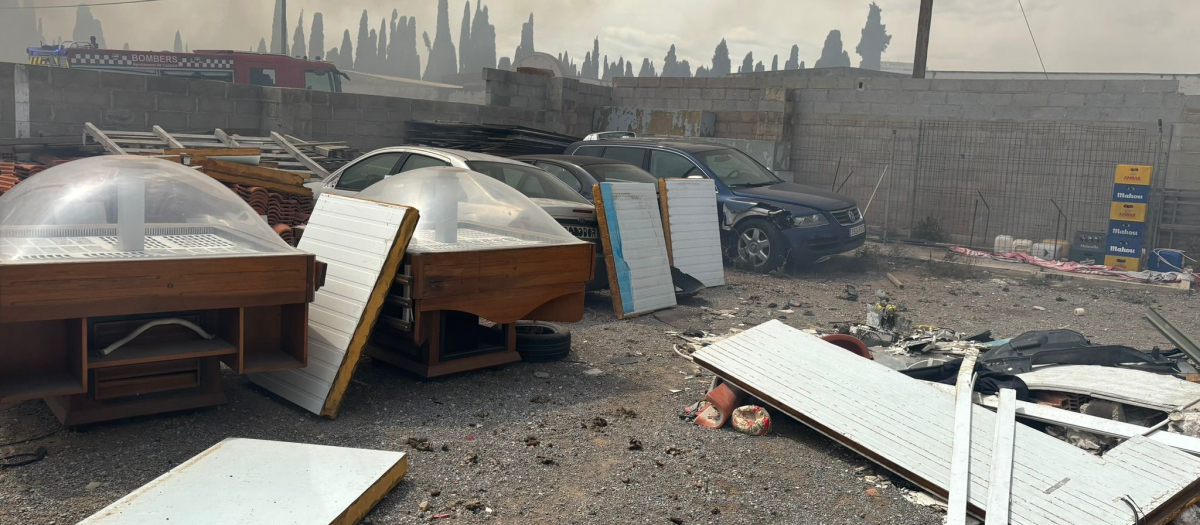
top-left (1110, 202), bottom-right (1147, 222)
top-left (1115, 164), bottom-right (1153, 186)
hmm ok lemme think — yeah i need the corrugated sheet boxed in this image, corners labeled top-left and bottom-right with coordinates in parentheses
top-left (251, 196), bottom-right (411, 415)
top-left (661, 179), bottom-right (725, 288)
top-left (692, 321), bottom-right (1200, 525)
top-left (598, 182), bottom-right (676, 317)
top-left (78, 438), bottom-right (407, 525)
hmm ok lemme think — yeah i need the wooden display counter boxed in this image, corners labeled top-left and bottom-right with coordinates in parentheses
top-left (0, 251), bottom-right (322, 426)
top-left (366, 242), bottom-right (594, 378)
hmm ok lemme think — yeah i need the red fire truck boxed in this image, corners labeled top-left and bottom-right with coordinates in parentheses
top-left (28, 42), bottom-right (345, 92)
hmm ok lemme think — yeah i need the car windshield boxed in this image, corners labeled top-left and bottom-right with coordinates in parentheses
top-left (467, 161), bottom-right (590, 204)
top-left (693, 148), bottom-right (781, 187)
top-left (587, 164), bottom-right (657, 184)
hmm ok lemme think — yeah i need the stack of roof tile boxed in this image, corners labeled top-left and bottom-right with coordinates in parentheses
top-left (0, 163), bottom-right (18, 195)
top-left (272, 223), bottom-right (295, 245)
top-left (225, 184), bottom-right (315, 229)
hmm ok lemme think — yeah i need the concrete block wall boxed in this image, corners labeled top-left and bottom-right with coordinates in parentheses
top-left (8, 65), bottom-right (265, 138)
top-left (608, 72), bottom-right (1200, 244)
top-left (612, 76), bottom-right (788, 142)
top-left (2, 63), bottom-right (600, 153)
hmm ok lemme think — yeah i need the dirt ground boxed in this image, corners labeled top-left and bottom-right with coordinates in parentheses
top-left (1, 248), bottom-right (1196, 525)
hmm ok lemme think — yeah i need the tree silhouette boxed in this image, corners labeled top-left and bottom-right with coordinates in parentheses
top-left (377, 18), bottom-right (387, 69)
top-left (395, 16), bottom-right (421, 79)
top-left (815, 30), bottom-right (851, 68)
top-left (470, 2), bottom-right (497, 71)
top-left (855, 2), bottom-right (891, 70)
top-left (123, 43), bottom-right (130, 50)
top-left (755, 61), bottom-right (764, 72)
top-left (310, 13), bottom-right (325, 60)
top-left (638, 58), bottom-right (656, 77)
top-left (355, 10), bottom-right (370, 71)
top-left (785, 44), bottom-right (801, 70)
top-left (514, 13), bottom-right (534, 62)
top-left (459, 1), bottom-right (472, 74)
top-left (661, 44), bottom-right (692, 78)
top-left (339, 29), bottom-right (354, 70)
top-left (257, 38), bottom-right (267, 53)
top-left (581, 38), bottom-right (600, 79)
top-left (72, 6), bottom-right (106, 48)
top-left (695, 65), bottom-right (711, 78)
top-left (173, 31), bottom-right (183, 53)
top-left (739, 51), bottom-right (753, 73)
top-left (624, 60), bottom-right (633, 78)
top-left (326, 47), bottom-right (340, 66)
top-left (771, 54), bottom-right (778, 71)
top-left (424, 0), bottom-right (458, 82)
top-left (292, 11), bottom-right (306, 58)
top-left (498, 56), bottom-right (511, 70)
top-left (711, 39), bottom-right (731, 76)
top-left (269, 0), bottom-right (284, 53)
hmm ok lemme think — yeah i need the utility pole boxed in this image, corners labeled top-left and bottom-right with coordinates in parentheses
top-left (280, 0), bottom-right (288, 56)
top-left (912, 0), bottom-right (933, 78)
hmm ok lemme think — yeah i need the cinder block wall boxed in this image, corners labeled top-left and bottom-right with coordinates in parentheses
top-left (0, 63), bottom-right (610, 152)
top-left (609, 72), bottom-right (1200, 245)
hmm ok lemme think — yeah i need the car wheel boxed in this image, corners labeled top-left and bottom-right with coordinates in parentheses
top-left (734, 218), bottom-right (787, 272)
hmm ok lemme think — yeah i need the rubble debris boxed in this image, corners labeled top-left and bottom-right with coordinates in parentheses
top-left (590, 417), bottom-right (609, 429)
top-left (730, 405), bottom-right (772, 436)
top-left (582, 369), bottom-right (605, 377)
top-left (838, 285), bottom-right (860, 301)
top-left (524, 437), bottom-right (540, 448)
top-left (530, 395), bottom-right (552, 404)
top-left (691, 321), bottom-right (1200, 525)
top-left (407, 438), bottom-right (434, 452)
top-left (534, 372), bottom-right (550, 379)
top-left (628, 439), bottom-right (643, 451)
top-left (616, 407), bottom-right (638, 419)
top-left (1074, 308), bottom-right (1086, 316)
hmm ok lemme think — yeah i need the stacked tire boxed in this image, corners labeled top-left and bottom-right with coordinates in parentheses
top-left (511, 322), bottom-right (572, 362)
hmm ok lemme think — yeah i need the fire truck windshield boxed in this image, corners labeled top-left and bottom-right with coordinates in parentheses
top-left (305, 69), bottom-right (336, 92)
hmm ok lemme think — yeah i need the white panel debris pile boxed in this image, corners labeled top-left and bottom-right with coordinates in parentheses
top-left (691, 321), bottom-right (1200, 525)
top-left (594, 182), bottom-right (676, 318)
top-left (78, 438), bottom-right (408, 525)
top-left (1018, 365), bottom-right (1200, 412)
top-left (252, 194), bottom-right (418, 417)
top-left (659, 178), bottom-right (725, 288)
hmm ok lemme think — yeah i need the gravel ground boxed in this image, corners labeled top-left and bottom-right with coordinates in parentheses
top-left (2, 251), bottom-right (1196, 525)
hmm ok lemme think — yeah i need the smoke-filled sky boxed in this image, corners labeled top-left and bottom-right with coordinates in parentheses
top-left (25, 0), bottom-right (1200, 73)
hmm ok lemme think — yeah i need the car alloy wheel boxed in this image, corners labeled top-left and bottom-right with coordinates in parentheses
top-left (738, 227), bottom-right (772, 268)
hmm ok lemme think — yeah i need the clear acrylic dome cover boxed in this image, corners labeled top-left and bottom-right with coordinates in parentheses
top-left (355, 166), bottom-right (584, 253)
top-left (0, 155), bottom-right (297, 264)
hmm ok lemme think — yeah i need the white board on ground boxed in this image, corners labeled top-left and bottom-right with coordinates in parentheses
top-left (78, 438), bottom-right (408, 525)
top-left (251, 194), bottom-right (416, 416)
top-left (595, 182), bottom-right (676, 318)
top-left (691, 321), bottom-right (1200, 525)
top-left (660, 178), bottom-right (725, 288)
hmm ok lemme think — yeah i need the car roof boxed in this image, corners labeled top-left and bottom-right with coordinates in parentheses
top-left (569, 138), bottom-right (730, 154)
top-left (513, 154), bottom-right (628, 166)
top-left (361, 146), bottom-right (528, 165)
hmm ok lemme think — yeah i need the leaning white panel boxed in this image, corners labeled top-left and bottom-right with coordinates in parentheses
top-left (1018, 365), bottom-right (1200, 412)
top-left (78, 438), bottom-right (408, 525)
top-left (597, 182), bottom-right (676, 317)
top-left (661, 179), bottom-right (725, 287)
top-left (691, 321), bottom-right (1200, 525)
top-left (251, 195), bottom-right (410, 415)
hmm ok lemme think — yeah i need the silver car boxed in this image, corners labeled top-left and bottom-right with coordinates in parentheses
top-left (310, 146), bottom-right (607, 286)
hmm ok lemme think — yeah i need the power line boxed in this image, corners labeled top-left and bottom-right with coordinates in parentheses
top-left (0, 0), bottom-right (176, 9)
top-left (1015, 0), bottom-right (1049, 79)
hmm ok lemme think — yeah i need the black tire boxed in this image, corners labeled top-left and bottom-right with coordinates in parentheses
top-left (496, 321), bottom-right (572, 362)
top-left (733, 218), bottom-right (788, 272)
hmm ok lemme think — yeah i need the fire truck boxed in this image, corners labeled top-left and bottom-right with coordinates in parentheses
top-left (27, 42), bottom-right (345, 92)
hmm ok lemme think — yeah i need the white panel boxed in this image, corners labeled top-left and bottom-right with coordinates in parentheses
top-left (1019, 365), bottom-right (1200, 411)
top-left (663, 179), bottom-right (725, 287)
top-left (599, 183), bottom-right (676, 316)
top-left (78, 438), bottom-right (406, 525)
top-left (691, 321), bottom-right (1200, 525)
top-left (251, 195), bottom-right (409, 415)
